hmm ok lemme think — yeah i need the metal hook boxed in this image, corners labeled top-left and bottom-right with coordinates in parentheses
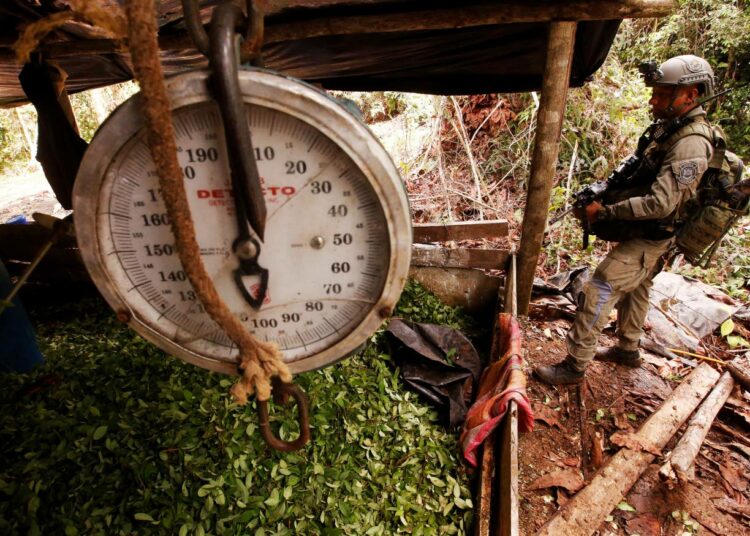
top-left (181, 0), bottom-right (264, 65)
top-left (240, 0), bottom-right (265, 66)
top-left (181, 0), bottom-right (210, 56)
top-left (257, 378), bottom-right (311, 451)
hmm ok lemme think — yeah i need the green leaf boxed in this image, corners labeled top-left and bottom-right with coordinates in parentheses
top-left (617, 501), bottom-right (636, 512)
top-left (264, 488), bottom-right (280, 507)
top-left (721, 319), bottom-right (735, 337)
top-left (93, 426), bottom-right (108, 440)
top-left (134, 513), bottom-right (155, 522)
top-left (727, 335), bottom-right (750, 348)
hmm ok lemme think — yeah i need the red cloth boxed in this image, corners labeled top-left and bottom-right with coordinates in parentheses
top-left (460, 314), bottom-right (534, 467)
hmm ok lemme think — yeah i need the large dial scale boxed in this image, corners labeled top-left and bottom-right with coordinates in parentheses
top-left (73, 69), bottom-right (412, 375)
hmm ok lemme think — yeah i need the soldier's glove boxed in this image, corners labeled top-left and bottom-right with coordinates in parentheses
top-left (583, 201), bottom-right (604, 225)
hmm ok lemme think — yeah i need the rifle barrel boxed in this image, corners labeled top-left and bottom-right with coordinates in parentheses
top-left (549, 205), bottom-right (575, 226)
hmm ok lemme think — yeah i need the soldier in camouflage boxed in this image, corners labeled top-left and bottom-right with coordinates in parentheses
top-left (535, 55), bottom-right (716, 385)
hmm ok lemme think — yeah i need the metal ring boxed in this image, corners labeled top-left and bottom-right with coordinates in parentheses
top-left (257, 379), bottom-right (311, 451)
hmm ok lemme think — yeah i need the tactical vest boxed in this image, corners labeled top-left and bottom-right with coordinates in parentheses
top-left (675, 126), bottom-right (748, 266)
top-left (591, 117), bottom-right (717, 243)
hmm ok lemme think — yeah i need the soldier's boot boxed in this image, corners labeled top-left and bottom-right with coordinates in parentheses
top-left (594, 346), bottom-right (642, 368)
top-left (533, 358), bottom-right (585, 385)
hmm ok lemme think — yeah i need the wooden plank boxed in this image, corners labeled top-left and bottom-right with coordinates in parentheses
top-left (496, 254), bottom-right (519, 536)
top-left (475, 432), bottom-right (495, 536)
top-left (0, 223), bottom-right (78, 262)
top-left (413, 220), bottom-right (508, 243)
top-left (408, 266), bottom-right (500, 314)
top-left (516, 21), bottom-right (576, 315)
top-left (503, 254), bottom-right (517, 317)
top-left (0, 1), bottom-right (674, 60)
top-left (497, 400), bottom-right (519, 536)
top-left (410, 246), bottom-right (510, 270)
top-left (537, 364), bottom-right (720, 536)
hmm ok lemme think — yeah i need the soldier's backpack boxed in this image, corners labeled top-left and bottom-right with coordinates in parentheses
top-left (676, 125), bottom-right (749, 267)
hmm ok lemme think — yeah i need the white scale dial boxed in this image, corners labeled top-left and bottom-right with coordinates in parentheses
top-left (74, 70), bottom-right (411, 375)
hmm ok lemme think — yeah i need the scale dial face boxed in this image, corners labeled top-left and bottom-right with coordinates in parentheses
top-left (74, 70), bottom-right (411, 375)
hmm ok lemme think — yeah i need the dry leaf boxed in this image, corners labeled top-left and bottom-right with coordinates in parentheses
top-left (526, 468), bottom-right (585, 493)
top-left (591, 431), bottom-right (604, 469)
top-left (610, 431), bottom-right (662, 456)
top-left (533, 403), bottom-right (563, 429)
top-left (625, 513), bottom-right (661, 536)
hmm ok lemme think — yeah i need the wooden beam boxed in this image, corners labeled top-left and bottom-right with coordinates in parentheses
top-left (412, 220), bottom-right (508, 243)
top-left (516, 21), bottom-right (576, 315)
top-left (537, 364), bottom-right (720, 536)
top-left (0, 1), bottom-right (674, 60)
top-left (263, 1), bottom-right (674, 43)
top-left (411, 246), bottom-right (510, 270)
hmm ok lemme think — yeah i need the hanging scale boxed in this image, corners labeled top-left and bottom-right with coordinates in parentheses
top-left (73, 0), bottom-right (412, 449)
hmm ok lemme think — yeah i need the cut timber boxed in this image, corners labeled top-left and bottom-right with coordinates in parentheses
top-left (411, 245), bottom-right (510, 270)
top-left (413, 220), bottom-right (508, 243)
top-left (537, 363), bottom-right (720, 536)
top-left (727, 359), bottom-right (750, 391)
top-left (659, 372), bottom-right (734, 485)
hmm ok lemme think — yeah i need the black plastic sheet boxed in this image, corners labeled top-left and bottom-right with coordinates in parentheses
top-left (386, 319), bottom-right (483, 428)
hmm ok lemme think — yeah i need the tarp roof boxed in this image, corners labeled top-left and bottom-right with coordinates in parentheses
top-left (0, 0), bottom-right (649, 106)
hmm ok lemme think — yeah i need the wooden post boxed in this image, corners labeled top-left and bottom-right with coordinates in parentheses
top-left (516, 22), bottom-right (576, 315)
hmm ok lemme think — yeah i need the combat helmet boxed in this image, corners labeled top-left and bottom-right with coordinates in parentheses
top-left (640, 55), bottom-right (714, 97)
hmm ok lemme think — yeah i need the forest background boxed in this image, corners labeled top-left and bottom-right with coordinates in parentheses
top-left (1, 0), bottom-right (749, 300)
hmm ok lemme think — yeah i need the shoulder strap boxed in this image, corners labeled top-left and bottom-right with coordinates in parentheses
top-left (708, 125), bottom-right (727, 170)
top-left (662, 117), bottom-right (714, 150)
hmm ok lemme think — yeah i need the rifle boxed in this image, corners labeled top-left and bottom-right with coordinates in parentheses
top-left (548, 153), bottom-right (642, 248)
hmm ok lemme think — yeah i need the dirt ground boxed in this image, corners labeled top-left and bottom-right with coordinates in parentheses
top-left (0, 169), bottom-right (71, 223)
top-left (4, 164), bottom-right (749, 535)
top-left (519, 314), bottom-right (750, 535)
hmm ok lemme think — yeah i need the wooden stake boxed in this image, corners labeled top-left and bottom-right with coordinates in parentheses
top-left (537, 364), bottom-right (720, 536)
top-left (659, 372), bottom-right (735, 486)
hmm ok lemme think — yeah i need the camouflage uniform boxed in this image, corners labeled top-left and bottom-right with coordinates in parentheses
top-left (566, 107), bottom-right (714, 371)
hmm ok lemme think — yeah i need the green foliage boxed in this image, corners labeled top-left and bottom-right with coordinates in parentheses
top-left (614, 0), bottom-right (750, 158)
top-left (0, 105), bottom-right (38, 176)
top-left (329, 91), bottom-right (431, 125)
top-left (0, 81), bottom-right (139, 174)
top-left (0, 285), bottom-right (474, 535)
